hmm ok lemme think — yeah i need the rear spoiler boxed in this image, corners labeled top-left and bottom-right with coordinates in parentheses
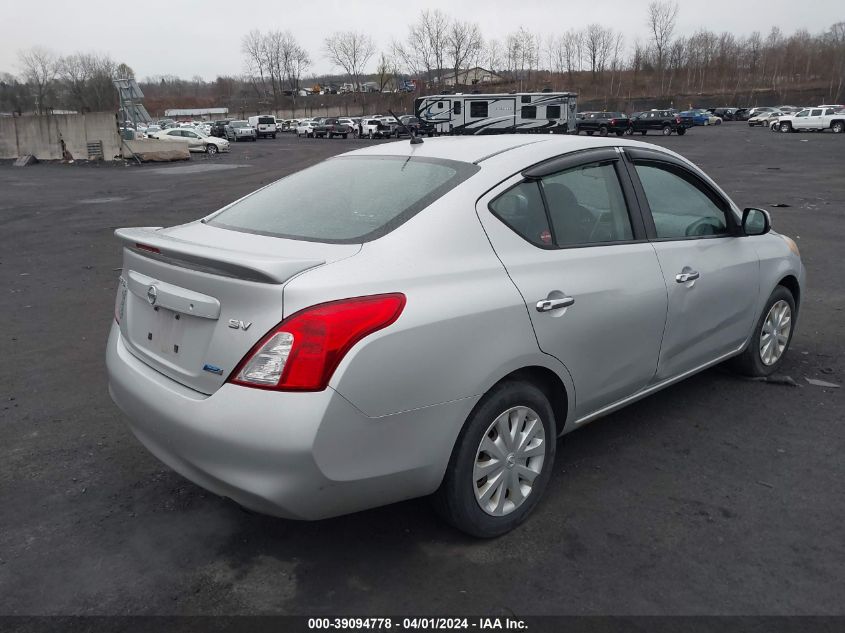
top-left (115, 226), bottom-right (324, 284)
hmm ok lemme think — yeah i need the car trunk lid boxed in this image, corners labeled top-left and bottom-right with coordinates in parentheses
top-left (115, 223), bottom-right (360, 394)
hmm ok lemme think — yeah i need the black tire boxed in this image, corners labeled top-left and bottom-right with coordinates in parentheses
top-left (640, 130), bottom-right (647, 135)
top-left (342, 133), bottom-right (348, 139)
top-left (832, 121), bottom-right (844, 134)
top-left (599, 126), bottom-right (608, 137)
top-left (662, 125), bottom-right (672, 135)
top-left (624, 127), bottom-right (633, 135)
top-left (432, 380), bottom-right (557, 538)
top-left (677, 127), bottom-right (686, 136)
top-left (272, 133), bottom-right (277, 139)
top-left (368, 131), bottom-right (374, 139)
top-left (780, 122), bottom-right (792, 133)
top-left (728, 286), bottom-right (796, 377)
top-left (205, 144), bottom-right (217, 155)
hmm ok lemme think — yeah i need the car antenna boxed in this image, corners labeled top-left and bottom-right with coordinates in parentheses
top-left (389, 109), bottom-right (423, 145)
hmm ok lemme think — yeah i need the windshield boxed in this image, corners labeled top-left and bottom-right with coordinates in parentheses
top-left (231, 121), bottom-right (248, 128)
top-left (207, 156), bottom-right (480, 243)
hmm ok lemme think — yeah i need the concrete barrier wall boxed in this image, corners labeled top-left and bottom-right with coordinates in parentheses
top-left (0, 118), bottom-right (17, 158)
top-left (123, 139), bottom-right (190, 162)
top-left (0, 112), bottom-right (122, 161)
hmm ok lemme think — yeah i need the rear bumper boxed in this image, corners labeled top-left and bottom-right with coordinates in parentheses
top-left (106, 324), bottom-right (473, 520)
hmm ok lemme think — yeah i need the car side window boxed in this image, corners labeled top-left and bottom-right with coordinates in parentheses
top-left (489, 181), bottom-right (552, 247)
top-left (541, 161), bottom-right (634, 246)
top-left (634, 163), bottom-right (730, 239)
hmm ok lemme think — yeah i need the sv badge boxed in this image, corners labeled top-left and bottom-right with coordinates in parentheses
top-left (228, 319), bottom-right (252, 331)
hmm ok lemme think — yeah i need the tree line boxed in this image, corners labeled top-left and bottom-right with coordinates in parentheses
top-left (2, 3), bottom-right (843, 116)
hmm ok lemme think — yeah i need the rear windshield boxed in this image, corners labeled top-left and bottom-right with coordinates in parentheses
top-left (258, 116), bottom-right (275, 124)
top-left (207, 156), bottom-right (480, 243)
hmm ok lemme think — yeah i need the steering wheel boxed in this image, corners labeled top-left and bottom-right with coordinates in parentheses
top-left (685, 218), bottom-right (717, 237)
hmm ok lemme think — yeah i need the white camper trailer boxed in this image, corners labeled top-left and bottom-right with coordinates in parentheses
top-left (415, 92), bottom-right (578, 135)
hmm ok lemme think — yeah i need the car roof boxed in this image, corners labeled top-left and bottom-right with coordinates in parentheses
top-left (341, 135), bottom-right (685, 167)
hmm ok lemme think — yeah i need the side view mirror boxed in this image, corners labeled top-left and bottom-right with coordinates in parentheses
top-left (742, 207), bottom-right (771, 236)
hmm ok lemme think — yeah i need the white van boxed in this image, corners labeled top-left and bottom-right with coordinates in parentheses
top-left (247, 115), bottom-right (278, 139)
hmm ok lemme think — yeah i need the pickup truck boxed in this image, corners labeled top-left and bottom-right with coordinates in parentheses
top-left (359, 118), bottom-right (394, 139)
top-left (312, 118), bottom-right (352, 139)
top-left (776, 107), bottom-right (845, 134)
top-left (575, 112), bottom-right (631, 136)
top-left (629, 110), bottom-right (690, 136)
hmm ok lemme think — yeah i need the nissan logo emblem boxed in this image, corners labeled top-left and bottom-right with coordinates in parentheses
top-left (147, 285), bottom-right (158, 305)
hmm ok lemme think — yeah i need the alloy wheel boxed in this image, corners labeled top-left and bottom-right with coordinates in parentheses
top-left (759, 300), bottom-right (792, 366)
top-left (473, 406), bottom-right (546, 517)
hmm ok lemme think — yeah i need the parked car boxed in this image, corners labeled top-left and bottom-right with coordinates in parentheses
top-left (107, 135), bottom-right (803, 537)
top-left (248, 115), bottom-right (278, 139)
top-left (312, 117), bottom-right (352, 138)
top-left (153, 127), bottom-right (230, 154)
top-left (629, 110), bottom-right (690, 135)
top-left (575, 112), bottom-right (631, 136)
top-left (748, 111), bottom-right (784, 127)
top-left (295, 120), bottom-right (318, 137)
top-left (744, 107), bottom-right (777, 120)
top-left (712, 108), bottom-right (739, 121)
top-left (225, 120), bottom-right (258, 142)
top-left (776, 107), bottom-right (845, 133)
top-left (210, 120), bottom-right (231, 138)
top-left (679, 109), bottom-right (720, 126)
top-left (144, 125), bottom-right (162, 138)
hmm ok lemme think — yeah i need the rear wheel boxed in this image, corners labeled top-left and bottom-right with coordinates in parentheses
top-left (662, 125), bottom-right (672, 135)
top-left (433, 380), bottom-right (557, 538)
top-left (832, 121), bottom-right (844, 134)
top-left (729, 286), bottom-right (796, 377)
top-left (599, 126), bottom-right (608, 136)
top-left (677, 127), bottom-right (686, 136)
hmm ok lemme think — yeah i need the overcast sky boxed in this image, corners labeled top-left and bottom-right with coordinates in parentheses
top-left (1, 0), bottom-right (839, 80)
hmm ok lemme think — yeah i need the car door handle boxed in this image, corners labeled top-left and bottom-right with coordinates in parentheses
top-left (536, 297), bottom-right (575, 312)
top-left (675, 271), bottom-right (700, 283)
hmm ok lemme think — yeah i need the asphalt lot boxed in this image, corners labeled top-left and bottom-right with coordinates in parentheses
top-left (1, 125), bottom-right (843, 616)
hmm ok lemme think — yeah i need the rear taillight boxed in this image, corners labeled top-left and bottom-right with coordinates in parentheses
top-left (229, 294), bottom-right (406, 391)
top-left (609, 119), bottom-right (617, 125)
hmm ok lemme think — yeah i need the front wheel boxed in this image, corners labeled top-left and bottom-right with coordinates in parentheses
top-left (599, 126), bottom-right (608, 136)
top-left (729, 286), bottom-right (796, 377)
top-left (780, 122), bottom-right (792, 133)
top-left (662, 125), bottom-right (672, 135)
top-left (205, 144), bottom-right (218, 155)
top-left (342, 133), bottom-right (348, 139)
top-left (677, 127), bottom-right (686, 136)
top-left (432, 380), bottom-right (557, 538)
top-left (832, 121), bottom-right (844, 134)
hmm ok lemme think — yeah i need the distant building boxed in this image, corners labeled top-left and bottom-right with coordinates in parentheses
top-left (439, 67), bottom-right (502, 87)
top-left (164, 107), bottom-right (228, 118)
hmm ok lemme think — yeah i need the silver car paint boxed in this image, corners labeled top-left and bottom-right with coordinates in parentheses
top-left (107, 135), bottom-right (805, 520)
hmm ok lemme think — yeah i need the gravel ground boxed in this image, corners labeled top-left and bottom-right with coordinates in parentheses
top-left (0, 125), bottom-right (843, 616)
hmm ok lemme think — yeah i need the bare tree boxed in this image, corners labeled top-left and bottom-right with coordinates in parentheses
top-left (647, 0), bottom-right (679, 94)
top-left (445, 20), bottom-right (483, 87)
top-left (584, 24), bottom-right (613, 82)
top-left (324, 31), bottom-right (376, 91)
top-left (483, 39), bottom-right (502, 73)
top-left (561, 29), bottom-right (582, 85)
top-left (18, 47), bottom-right (58, 114)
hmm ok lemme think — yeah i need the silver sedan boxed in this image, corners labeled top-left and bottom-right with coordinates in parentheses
top-left (107, 135), bottom-right (805, 537)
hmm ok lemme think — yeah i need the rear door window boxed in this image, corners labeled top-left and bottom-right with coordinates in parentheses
top-left (542, 162), bottom-right (634, 246)
top-left (208, 156), bottom-right (479, 243)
